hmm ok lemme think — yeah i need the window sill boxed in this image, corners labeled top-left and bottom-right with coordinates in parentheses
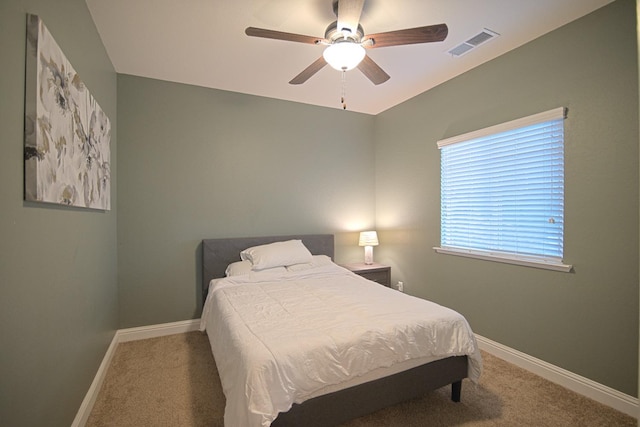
top-left (433, 247), bottom-right (573, 273)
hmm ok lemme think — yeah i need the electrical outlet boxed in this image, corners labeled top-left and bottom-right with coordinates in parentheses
top-left (397, 281), bottom-right (404, 292)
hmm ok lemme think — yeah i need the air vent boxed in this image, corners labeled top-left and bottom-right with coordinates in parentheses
top-left (447, 28), bottom-right (500, 57)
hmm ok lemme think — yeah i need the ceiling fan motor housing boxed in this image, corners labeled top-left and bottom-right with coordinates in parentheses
top-left (325, 21), bottom-right (364, 43)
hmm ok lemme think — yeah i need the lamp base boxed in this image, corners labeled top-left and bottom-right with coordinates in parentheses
top-left (364, 246), bottom-right (374, 265)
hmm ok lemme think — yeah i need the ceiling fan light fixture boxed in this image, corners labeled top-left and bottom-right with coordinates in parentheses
top-left (323, 42), bottom-right (365, 71)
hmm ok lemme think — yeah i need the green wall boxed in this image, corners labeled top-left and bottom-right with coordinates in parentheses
top-left (0, 1), bottom-right (118, 426)
top-left (374, 0), bottom-right (639, 396)
top-left (116, 75), bottom-right (375, 327)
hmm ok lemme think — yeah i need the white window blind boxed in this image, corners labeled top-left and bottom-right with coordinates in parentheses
top-left (435, 107), bottom-right (571, 272)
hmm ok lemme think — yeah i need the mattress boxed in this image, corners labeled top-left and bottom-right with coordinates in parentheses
top-left (200, 261), bottom-right (482, 427)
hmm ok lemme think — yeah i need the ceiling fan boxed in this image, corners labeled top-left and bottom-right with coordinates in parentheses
top-left (245, 0), bottom-right (448, 86)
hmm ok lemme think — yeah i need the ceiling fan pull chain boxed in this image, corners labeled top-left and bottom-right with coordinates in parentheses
top-left (341, 70), bottom-right (347, 110)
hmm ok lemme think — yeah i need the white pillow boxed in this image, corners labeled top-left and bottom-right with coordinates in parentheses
top-left (225, 260), bottom-right (286, 277)
top-left (286, 255), bottom-right (333, 272)
top-left (225, 260), bottom-right (253, 276)
top-left (240, 239), bottom-right (313, 270)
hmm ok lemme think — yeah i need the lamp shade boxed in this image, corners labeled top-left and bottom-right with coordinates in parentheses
top-left (358, 231), bottom-right (379, 247)
top-left (323, 42), bottom-right (366, 71)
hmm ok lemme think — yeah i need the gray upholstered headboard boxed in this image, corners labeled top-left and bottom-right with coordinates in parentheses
top-left (201, 234), bottom-right (334, 302)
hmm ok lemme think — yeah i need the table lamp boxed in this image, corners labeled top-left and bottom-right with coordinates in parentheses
top-left (358, 231), bottom-right (379, 265)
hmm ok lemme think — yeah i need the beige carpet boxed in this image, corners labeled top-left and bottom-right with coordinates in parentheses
top-left (87, 331), bottom-right (635, 427)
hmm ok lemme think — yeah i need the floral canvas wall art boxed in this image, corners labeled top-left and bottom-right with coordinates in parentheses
top-left (24, 14), bottom-right (111, 210)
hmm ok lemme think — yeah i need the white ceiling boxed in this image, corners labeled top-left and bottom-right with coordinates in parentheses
top-left (86, 0), bottom-right (614, 115)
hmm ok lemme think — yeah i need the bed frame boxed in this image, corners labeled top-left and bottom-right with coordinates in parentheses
top-left (201, 234), bottom-right (468, 427)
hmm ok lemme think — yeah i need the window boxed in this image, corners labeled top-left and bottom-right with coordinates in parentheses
top-left (434, 107), bottom-right (571, 272)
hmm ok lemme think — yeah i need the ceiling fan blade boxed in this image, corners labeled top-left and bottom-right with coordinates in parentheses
top-left (337, 0), bottom-right (365, 35)
top-left (245, 27), bottom-right (324, 45)
top-left (357, 55), bottom-right (390, 85)
top-left (364, 24), bottom-right (448, 48)
top-left (289, 57), bottom-right (328, 85)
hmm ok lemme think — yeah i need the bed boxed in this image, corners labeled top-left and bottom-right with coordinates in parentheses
top-left (200, 234), bottom-right (482, 427)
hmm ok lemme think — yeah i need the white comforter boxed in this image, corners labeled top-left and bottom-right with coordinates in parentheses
top-left (200, 262), bottom-right (482, 427)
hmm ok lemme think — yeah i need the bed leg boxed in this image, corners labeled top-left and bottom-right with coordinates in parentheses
top-left (451, 380), bottom-right (462, 402)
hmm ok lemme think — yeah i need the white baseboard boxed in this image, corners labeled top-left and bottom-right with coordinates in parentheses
top-left (71, 319), bottom-right (202, 426)
top-left (70, 332), bottom-right (119, 427)
top-left (475, 334), bottom-right (638, 418)
top-left (117, 318), bottom-right (201, 343)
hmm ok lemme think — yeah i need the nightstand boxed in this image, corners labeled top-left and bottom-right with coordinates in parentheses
top-left (341, 263), bottom-right (391, 287)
